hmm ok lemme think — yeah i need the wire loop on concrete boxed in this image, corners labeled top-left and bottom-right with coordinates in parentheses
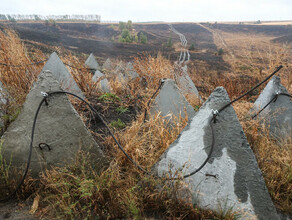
top-left (63, 62), bottom-right (96, 71)
top-left (174, 65), bottom-right (284, 179)
top-left (143, 79), bottom-right (165, 122)
top-left (252, 93), bottom-right (291, 119)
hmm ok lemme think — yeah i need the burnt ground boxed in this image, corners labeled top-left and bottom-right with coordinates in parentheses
top-left (74, 95), bottom-right (139, 156)
top-left (203, 22), bottom-right (292, 45)
top-left (0, 21), bottom-right (291, 218)
top-left (272, 33), bottom-right (292, 43)
top-left (207, 23), bottom-right (292, 36)
top-left (0, 22), bottom-right (291, 70)
top-left (0, 22), bottom-right (229, 72)
top-left (0, 200), bottom-right (34, 219)
top-left (0, 95), bottom-right (139, 219)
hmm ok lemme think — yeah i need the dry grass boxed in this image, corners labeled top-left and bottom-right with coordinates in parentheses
top-left (34, 151), bottom-right (223, 219)
top-left (105, 114), bottom-right (188, 169)
top-left (212, 30), bottom-right (291, 92)
top-left (0, 31), bottom-right (219, 219)
top-left (250, 128), bottom-right (292, 213)
top-left (0, 26), bottom-right (291, 218)
top-left (190, 26), bottom-right (292, 215)
top-left (217, 29), bottom-right (292, 214)
top-left (0, 29), bottom-right (46, 134)
top-left (0, 29), bottom-right (45, 105)
top-left (233, 102), bottom-right (292, 214)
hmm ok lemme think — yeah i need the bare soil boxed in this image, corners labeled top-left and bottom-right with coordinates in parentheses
top-left (0, 22), bottom-right (229, 71)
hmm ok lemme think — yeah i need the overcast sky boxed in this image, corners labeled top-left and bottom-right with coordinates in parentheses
top-left (1, 0), bottom-right (291, 22)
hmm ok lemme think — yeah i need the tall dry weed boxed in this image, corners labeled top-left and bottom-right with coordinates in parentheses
top-left (233, 101), bottom-right (292, 214)
top-left (0, 26), bottom-right (290, 218)
top-left (0, 29), bottom-right (46, 105)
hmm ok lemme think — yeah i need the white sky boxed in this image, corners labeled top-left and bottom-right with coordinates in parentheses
top-left (1, 0), bottom-right (291, 22)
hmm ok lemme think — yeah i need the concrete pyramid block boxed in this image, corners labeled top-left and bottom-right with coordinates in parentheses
top-left (41, 52), bottom-right (84, 99)
top-left (0, 80), bottom-right (7, 130)
top-left (115, 61), bottom-right (127, 81)
top-left (126, 62), bottom-right (139, 80)
top-left (149, 79), bottom-right (196, 123)
top-left (252, 76), bottom-right (292, 138)
top-left (153, 87), bottom-right (279, 219)
top-left (176, 65), bottom-right (201, 101)
top-left (92, 70), bottom-right (111, 93)
top-left (0, 80), bottom-right (7, 105)
top-left (85, 53), bottom-right (100, 72)
top-left (114, 61), bottom-right (132, 84)
top-left (2, 71), bottom-right (108, 177)
top-left (102, 58), bottom-right (113, 70)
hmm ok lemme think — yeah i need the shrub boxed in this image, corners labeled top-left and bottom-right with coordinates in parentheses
top-left (119, 21), bottom-right (126, 30)
top-left (119, 36), bottom-right (125, 43)
top-left (127, 20), bottom-right (132, 30)
top-left (189, 43), bottom-right (195, 50)
top-left (255, 20), bottom-right (261, 24)
top-left (140, 32), bottom-right (147, 44)
top-left (8, 17), bottom-right (16, 23)
top-left (167, 37), bottom-right (172, 47)
top-left (134, 34), bottom-right (138, 43)
top-left (110, 118), bottom-right (126, 129)
top-left (34, 15), bottom-right (41, 21)
top-left (98, 93), bottom-right (121, 102)
top-left (218, 48), bottom-right (224, 55)
top-left (116, 106), bottom-right (129, 114)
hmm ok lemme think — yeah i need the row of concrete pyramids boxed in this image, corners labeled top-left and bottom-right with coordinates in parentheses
top-left (150, 74), bottom-right (291, 137)
top-left (151, 75), bottom-right (291, 219)
top-left (1, 51), bottom-right (290, 219)
top-left (85, 53), bottom-right (201, 101)
top-left (85, 53), bottom-right (142, 93)
top-left (84, 53), bottom-right (290, 218)
top-left (36, 52), bottom-right (139, 96)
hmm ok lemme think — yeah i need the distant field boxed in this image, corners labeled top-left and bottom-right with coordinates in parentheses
top-left (0, 21), bottom-right (228, 71)
top-left (0, 21), bottom-right (291, 71)
top-left (0, 20), bottom-right (291, 218)
top-left (259, 21), bottom-right (292, 25)
top-left (213, 20), bottom-right (292, 25)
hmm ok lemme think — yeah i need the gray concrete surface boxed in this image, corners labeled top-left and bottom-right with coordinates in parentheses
top-left (0, 80), bottom-right (7, 105)
top-left (85, 53), bottom-right (100, 72)
top-left (126, 62), bottom-right (139, 80)
top-left (92, 70), bottom-right (111, 93)
top-left (0, 201), bottom-right (35, 220)
top-left (252, 76), bottom-right (292, 139)
top-left (153, 87), bottom-right (279, 220)
top-left (149, 79), bottom-right (196, 123)
top-left (41, 52), bottom-right (84, 99)
top-left (102, 58), bottom-right (113, 70)
top-left (0, 80), bottom-right (7, 130)
top-left (115, 61), bottom-right (128, 82)
top-left (1, 71), bottom-right (108, 178)
top-left (176, 65), bottom-right (201, 101)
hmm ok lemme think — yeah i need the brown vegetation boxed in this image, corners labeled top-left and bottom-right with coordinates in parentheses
top-left (0, 26), bottom-right (291, 218)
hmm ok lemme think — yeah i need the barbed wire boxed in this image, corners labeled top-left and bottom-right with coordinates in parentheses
top-left (63, 62), bottom-right (97, 71)
top-left (0, 65), bottom-right (286, 202)
top-left (143, 78), bottom-right (165, 122)
top-left (0, 59), bottom-right (48, 68)
top-left (0, 59), bottom-right (99, 73)
top-left (252, 92), bottom-right (291, 119)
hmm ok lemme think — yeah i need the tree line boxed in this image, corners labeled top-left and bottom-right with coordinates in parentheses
top-left (0, 14), bottom-right (101, 22)
top-left (117, 21), bottom-right (147, 44)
